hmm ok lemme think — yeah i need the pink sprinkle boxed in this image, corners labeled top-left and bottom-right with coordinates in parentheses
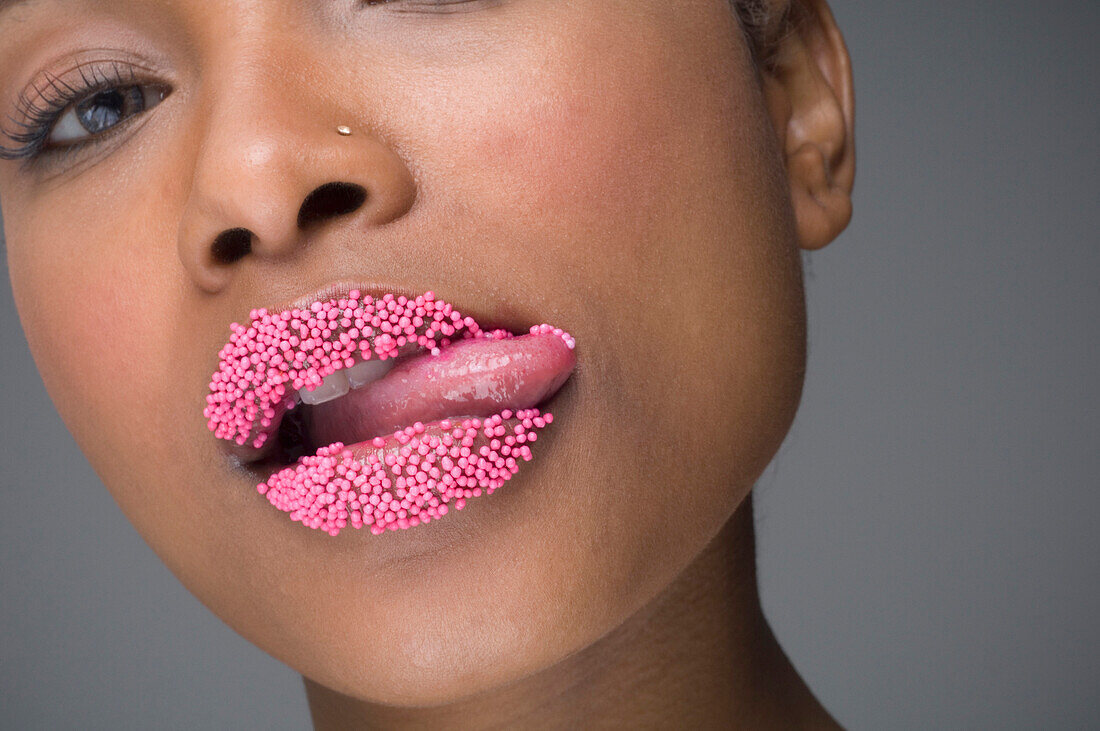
top-left (204, 289), bottom-right (575, 536)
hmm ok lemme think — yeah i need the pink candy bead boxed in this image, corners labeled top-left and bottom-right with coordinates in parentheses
top-left (203, 290), bottom-right (575, 536)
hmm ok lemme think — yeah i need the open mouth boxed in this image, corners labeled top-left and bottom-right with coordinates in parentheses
top-left (268, 331), bottom-right (573, 464)
top-left (204, 289), bottom-right (576, 536)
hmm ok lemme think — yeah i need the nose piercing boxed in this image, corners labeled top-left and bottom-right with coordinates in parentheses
top-left (336, 125), bottom-right (352, 136)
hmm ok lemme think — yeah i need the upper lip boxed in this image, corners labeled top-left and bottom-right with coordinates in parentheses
top-left (210, 281), bottom-right (550, 467)
top-left (256, 281), bottom-right (523, 335)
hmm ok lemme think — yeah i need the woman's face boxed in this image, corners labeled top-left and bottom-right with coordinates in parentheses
top-left (1, 0), bottom-right (806, 704)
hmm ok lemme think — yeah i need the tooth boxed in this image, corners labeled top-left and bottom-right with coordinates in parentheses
top-left (298, 370), bottom-right (350, 405)
top-left (345, 357), bottom-right (398, 389)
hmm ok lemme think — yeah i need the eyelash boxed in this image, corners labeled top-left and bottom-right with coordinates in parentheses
top-left (0, 61), bottom-right (165, 165)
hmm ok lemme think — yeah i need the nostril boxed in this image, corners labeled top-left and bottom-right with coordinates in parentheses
top-left (297, 182), bottom-right (367, 229)
top-left (211, 227), bottom-right (253, 264)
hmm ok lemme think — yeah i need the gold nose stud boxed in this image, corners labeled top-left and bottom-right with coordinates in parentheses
top-left (336, 125), bottom-right (352, 136)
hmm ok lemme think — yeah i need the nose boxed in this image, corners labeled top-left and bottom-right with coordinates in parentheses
top-left (177, 73), bottom-right (417, 293)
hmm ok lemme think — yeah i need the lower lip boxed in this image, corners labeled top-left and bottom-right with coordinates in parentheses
top-left (257, 406), bottom-right (558, 536)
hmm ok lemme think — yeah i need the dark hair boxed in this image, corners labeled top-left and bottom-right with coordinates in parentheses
top-left (732, 0), bottom-right (802, 74)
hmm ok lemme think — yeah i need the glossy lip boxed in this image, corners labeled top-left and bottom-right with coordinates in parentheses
top-left (209, 283), bottom-right (575, 486)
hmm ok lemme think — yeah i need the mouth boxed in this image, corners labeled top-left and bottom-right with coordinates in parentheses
top-left (204, 288), bottom-right (576, 536)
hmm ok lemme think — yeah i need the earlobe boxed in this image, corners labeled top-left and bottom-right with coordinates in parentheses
top-left (760, 0), bottom-right (855, 251)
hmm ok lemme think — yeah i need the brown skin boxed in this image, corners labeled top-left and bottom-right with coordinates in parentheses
top-left (0, 0), bottom-right (854, 727)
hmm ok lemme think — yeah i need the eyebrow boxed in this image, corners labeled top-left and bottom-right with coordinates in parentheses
top-left (0, 0), bottom-right (37, 19)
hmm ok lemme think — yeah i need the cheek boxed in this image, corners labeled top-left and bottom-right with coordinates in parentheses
top-left (445, 8), bottom-right (804, 482)
top-left (7, 181), bottom-right (183, 505)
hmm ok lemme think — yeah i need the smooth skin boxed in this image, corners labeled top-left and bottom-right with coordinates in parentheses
top-left (0, 0), bottom-right (854, 727)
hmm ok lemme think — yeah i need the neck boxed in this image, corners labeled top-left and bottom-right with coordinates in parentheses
top-left (304, 495), bottom-right (838, 729)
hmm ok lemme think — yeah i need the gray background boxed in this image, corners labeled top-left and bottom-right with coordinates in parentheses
top-left (2, 1), bottom-right (1097, 728)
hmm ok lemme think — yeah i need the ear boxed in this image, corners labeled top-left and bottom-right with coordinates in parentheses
top-left (759, 0), bottom-right (855, 250)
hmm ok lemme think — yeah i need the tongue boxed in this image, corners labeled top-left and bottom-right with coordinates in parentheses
top-left (307, 331), bottom-right (575, 449)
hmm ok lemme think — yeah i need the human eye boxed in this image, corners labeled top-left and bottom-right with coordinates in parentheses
top-left (0, 60), bottom-right (170, 168)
